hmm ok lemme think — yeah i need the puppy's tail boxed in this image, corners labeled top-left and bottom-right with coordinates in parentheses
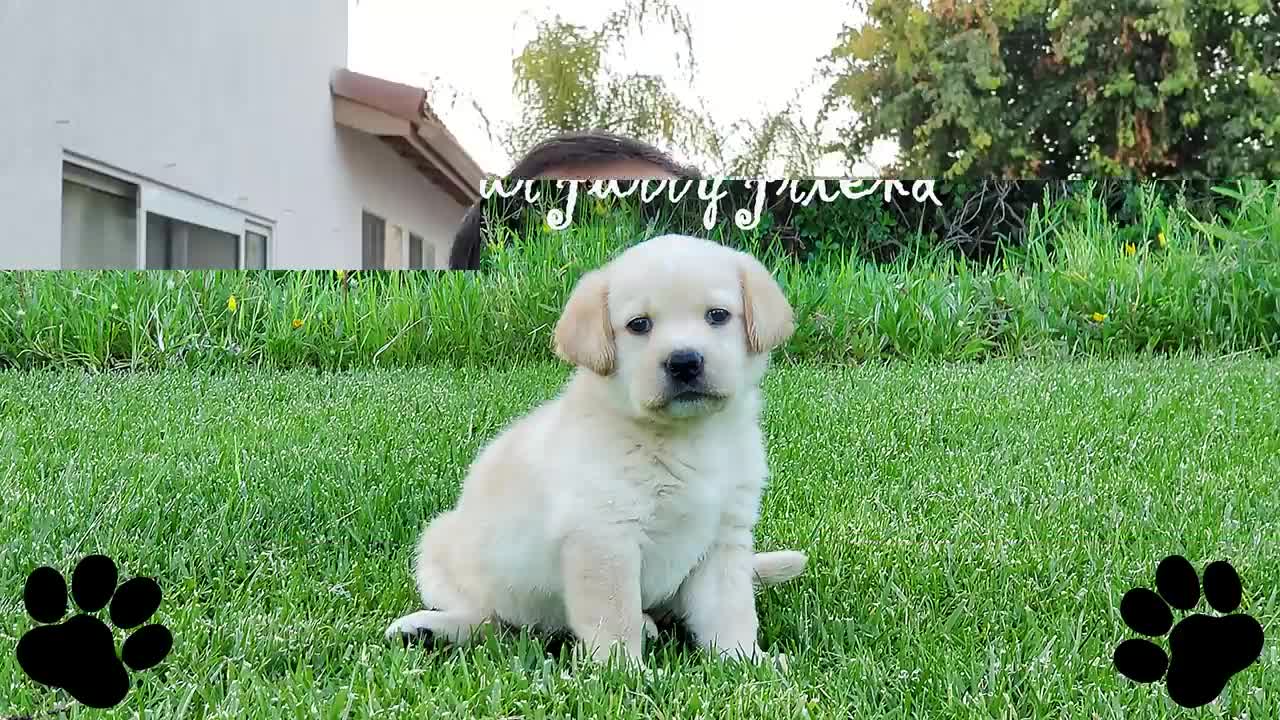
top-left (752, 550), bottom-right (808, 587)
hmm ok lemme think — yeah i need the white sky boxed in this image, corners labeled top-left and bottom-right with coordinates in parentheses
top-left (348, 0), bottom-right (897, 176)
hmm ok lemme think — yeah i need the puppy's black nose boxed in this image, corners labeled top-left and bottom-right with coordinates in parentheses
top-left (664, 349), bottom-right (704, 383)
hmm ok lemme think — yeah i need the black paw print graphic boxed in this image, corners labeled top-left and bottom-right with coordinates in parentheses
top-left (1113, 554), bottom-right (1265, 708)
top-left (16, 555), bottom-right (174, 709)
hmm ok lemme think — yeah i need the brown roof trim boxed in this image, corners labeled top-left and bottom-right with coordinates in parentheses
top-left (330, 68), bottom-right (485, 204)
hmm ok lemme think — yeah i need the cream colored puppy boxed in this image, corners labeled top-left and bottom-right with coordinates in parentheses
top-left (386, 234), bottom-right (806, 666)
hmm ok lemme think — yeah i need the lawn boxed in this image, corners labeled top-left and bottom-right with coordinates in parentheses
top-left (1, 357), bottom-right (1277, 718)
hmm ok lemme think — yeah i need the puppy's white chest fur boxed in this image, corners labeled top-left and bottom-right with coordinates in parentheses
top-left (622, 438), bottom-right (735, 608)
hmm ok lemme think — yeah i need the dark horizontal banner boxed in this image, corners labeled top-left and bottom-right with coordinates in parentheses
top-left (472, 177), bottom-right (1274, 268)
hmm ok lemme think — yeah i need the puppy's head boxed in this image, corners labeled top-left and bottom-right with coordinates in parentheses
top-left (553, 234), bottom-right (794, 422)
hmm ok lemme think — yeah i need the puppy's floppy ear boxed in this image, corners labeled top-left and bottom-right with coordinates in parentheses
top-left (738, 253), bottom-right (794, 354)
top-left (553, 268), bottom-right (616, 375)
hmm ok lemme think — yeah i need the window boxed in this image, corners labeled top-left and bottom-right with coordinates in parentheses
top-left (362, 213), bottom-right (432, 269)
top-left (145, 214), bottom-right (239, 269)
top-left (362, 211), bottom-right (386, 269)
top-left (245, 225), bottom-right (270, 270)
top-left (60, 158), bottom-right (273, 269)
top-left (407, 233), bottom-right (436, 268)
top-left (409, 233), bottom-right (423, 268)
top-left (61, 165), bottom-right (139, 269)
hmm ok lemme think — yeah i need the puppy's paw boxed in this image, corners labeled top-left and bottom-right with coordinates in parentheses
top-left (574, 638), bottom-right (644, 669)
top-left (724, 644), bottom-right (789, 674)
top-left (713, 643), bottom-right (789, 673)
top-left (384, 611), bottom-right (437, 646)
top-left (384, 610), bottom-right (483, 647)
top-left (710, 641), bottom-right (768, 664)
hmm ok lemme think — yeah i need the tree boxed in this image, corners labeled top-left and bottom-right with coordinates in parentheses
top-left (504, 2), bottom-right (717, 163)
top-left (426, 0), bottom-right (821, 175)
top-left (720, 87), bottom-right (829, 177)
top-left (822, 0), bottom-right (1280, 180)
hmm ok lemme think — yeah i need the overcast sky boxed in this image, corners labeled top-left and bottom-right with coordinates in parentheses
top-left (348, 0), bottom-right (895, 176)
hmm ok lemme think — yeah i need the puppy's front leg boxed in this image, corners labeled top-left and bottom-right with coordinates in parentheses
top-left (675, 540), bottom-right (763, 662)
top-left (561, 530), bottom-right (645, 666)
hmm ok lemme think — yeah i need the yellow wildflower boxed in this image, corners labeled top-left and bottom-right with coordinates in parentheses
top-left (292, 318), bottom-right (304, 330)
top-left (1157, 232), bottom-right (1167, 248)
top-left (1091, 312), bottom-right (1107, 323)
top-left (227, 295), bottom-right (238, 313)
top-left (1124, 243), bottom-right (1136, 256)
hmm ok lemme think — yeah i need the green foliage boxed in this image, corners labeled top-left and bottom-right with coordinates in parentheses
top-left (423, 0), bottom-right (821, 175)
top-left (489, 177), bottom-right (1262, 266)
top-left (791, 195), bottom-right (902, 263)
top-left (505, 1), bottom-right (721, 163)
top-left (2, 181), bottom-right (1276, 370)
top-left (719, 91), bottom-right (829, 176)
top-left (823, 0), bottom-right (1280, 180)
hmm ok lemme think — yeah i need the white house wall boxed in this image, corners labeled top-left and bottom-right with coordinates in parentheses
top-left (336, 127), bottom-right (465, 269)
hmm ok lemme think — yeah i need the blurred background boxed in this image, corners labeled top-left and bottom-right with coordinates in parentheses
top-left (351, 0), bottom-right (1278, 179)
top-left (1, 0), bottom-right (1274, 270)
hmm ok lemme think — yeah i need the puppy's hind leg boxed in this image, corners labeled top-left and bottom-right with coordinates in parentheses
top-left (386, 512), bottom-right (492, 647)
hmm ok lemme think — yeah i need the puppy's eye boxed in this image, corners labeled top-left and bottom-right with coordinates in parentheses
top-left (706, 308), bottom-right (732, 326)
top-left (625, 316), bottom-right (653, 335)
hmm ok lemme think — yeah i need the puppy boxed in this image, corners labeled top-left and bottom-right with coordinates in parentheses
top-left (386, 234), bottom-right (806, 666)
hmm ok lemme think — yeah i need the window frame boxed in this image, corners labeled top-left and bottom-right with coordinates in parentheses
top-left (62, 154), bottom-right (274, 270)
top-left (362, 210), bottom-right (387, 270)
top-left (60, 163), bottom-right (141, 269)
top-left (244, 221), bottom-right (273, 270)
top-left (408, 232), bottom-right (423, 269)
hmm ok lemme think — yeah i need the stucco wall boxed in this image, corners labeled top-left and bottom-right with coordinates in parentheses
top-left (336, 128), bottom-right (467, 269)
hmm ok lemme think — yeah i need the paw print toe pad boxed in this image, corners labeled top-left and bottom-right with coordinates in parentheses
top-left (1202, 560), bottom-right (1242, 613)
top-left (1114, 638), bottom-right (1168, 683)
top-left (1119, 588), bottom-right (1172, 636)
top-left (1154, 555), bottom-right (1199, 610)
top-left (71, 554), bottom-right (119, 613)
top-left (110, 577), bottom-right (163, 629)
top-left (23, 566), bottom-right (68, 624)
top-left (122, 624), bottom-right (174, 672)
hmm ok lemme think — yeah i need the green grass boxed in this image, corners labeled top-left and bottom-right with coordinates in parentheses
top-left (2, 181), bottom-right (1278, 370)
top-left (1, 357), bottom-right (1277, 718)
